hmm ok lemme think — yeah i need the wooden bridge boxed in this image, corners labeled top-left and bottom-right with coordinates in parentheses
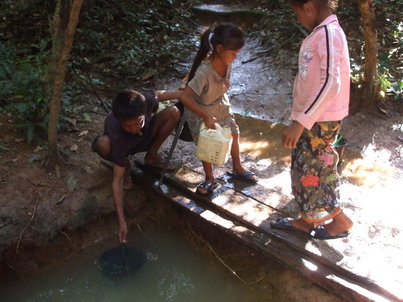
top-left (120, 160), bottom-right (402, 302)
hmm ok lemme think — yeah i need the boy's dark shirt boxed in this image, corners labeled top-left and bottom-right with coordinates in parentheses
top-left (104, 92), bottom-right (159, 167)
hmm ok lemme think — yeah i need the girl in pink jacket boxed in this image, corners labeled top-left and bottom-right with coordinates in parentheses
top-left (271, 0), bottom-right (353, 240)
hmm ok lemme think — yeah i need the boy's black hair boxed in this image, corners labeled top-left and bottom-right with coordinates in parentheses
top-left (186, 23), bottom-right (244, 84)
top-left (112, 90), bottom-right (146, 121)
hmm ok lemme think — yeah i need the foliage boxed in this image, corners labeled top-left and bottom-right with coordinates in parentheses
top-left (72, 0), bottom-right (195, 78)
top-left (0, 41), bottom-right (49, 143)
top-left (0, 0), bottom-right (197, 143)
top-left (257, 0), bottom-right (402, 103)
top-left (338, 0), bottom-right (402, 102)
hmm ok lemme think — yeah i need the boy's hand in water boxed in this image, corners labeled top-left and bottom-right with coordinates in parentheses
top-left (203, 115), bottom-right (217, 129)
top-left (283, 121), bottom-right (305, 148)
top-left (118, 219), bottom-right (128, 244)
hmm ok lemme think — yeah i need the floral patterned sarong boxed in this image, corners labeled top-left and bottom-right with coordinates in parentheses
top-left (291, 121), bottom-right (342, 223)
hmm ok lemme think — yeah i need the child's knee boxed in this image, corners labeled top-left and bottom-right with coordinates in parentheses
top-left (94, 135), bottom-right (111, 157)
top-left (168, 105), bottom-right (180, 121)
top-left (158, 105), bottom-right (179, 122)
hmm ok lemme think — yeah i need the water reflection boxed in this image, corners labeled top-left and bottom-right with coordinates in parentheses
top-left (236, 115), bottom-right (398, 189)
top-left (236, 114), bottom-right (290, 163)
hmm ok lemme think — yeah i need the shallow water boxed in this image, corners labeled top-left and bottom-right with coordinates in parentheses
top-left (0, 227), bottom-right (258, 302)
top-left (236, 114), bottom-right (290, 163)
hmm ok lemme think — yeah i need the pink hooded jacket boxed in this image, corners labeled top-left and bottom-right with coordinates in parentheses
top-left (291, 15), bottom-right (350, 130)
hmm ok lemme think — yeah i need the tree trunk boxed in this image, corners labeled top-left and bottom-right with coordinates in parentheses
top-left (357, 0), bottom-right (379, 111)
top-left (46, 0), bottom-right (83, 171)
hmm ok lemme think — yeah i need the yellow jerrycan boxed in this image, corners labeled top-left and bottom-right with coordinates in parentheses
top-left (196, 123), bottom-right (232, 166)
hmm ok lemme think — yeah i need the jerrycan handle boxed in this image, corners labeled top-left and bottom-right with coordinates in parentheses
top-left (200, 122), bottom-right (222, 133)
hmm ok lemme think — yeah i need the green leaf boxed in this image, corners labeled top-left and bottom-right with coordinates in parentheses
top-left (67, 176), bottom-right (77, 192)
top-left (13, 102), bottom-right (30, 113)
top-left (324, 174), bottom-right (337, 184)
top-left (26, 124), bottom-right (34, 143)
top-left (83, 112), bottom-right (91, 122)
top-left (0, 144), bottom-right (10, 151)
top-left (39, 39), bottom-right (47, 52)
top-left (27, 155), bottom-right (42, 164)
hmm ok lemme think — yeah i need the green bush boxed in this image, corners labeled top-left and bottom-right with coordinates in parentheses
top-left (0, 41), bottom-right (49, 142)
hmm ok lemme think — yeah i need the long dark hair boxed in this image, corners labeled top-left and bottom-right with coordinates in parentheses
top-left (289, 0), bottom-right (335, 9)
top-left (186, 23), bottom-right (244, 84)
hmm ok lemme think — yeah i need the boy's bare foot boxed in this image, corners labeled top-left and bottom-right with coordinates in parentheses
top-left (144, 154), bottom-right (174, 171)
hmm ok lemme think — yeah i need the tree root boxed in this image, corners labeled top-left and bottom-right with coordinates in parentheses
top-left (16, 197), bottom-right (40, 254)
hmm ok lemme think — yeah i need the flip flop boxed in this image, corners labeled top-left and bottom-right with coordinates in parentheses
top-left (227, 171), bottom-right (258, 183)
top-left (196, 181), bottom-right (218, 196)
top-left (309, 226), bottom-right (350, 240)
top-left (270, 218), bottom-right (309, 235)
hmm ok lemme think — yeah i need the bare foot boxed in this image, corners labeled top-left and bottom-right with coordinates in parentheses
top-left (290, 218), bottom-right (315, 233)
top-left (323, 211), bottom-right (353, 235)
top-left (144, 154), bottom-right (174, 171)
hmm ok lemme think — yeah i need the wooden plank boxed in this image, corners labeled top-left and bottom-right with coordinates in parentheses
top-left (130, 166), bottom-right (394, 302)
top-left (133, 161), bottom-right (401, 302)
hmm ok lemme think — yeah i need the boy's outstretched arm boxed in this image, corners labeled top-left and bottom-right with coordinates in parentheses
top-left (112, 164), bottom-right (128, 243)
top-left (282, 121), bottom-right (305, 149)
top-left (155, 90), bottom-right (181, 102)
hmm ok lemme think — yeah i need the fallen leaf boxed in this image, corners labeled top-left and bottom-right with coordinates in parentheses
top-left (67, 176), bottom-right (77, 192)
top-left (0, 144), bottom-right (10, 151)
top-left (27, 155), bottom-right (43, 164)
top-left (70, 144), bottom-right (78, 152)
top-left (79, 130), bottom-right (88, 137)
top-left (56, 194), bottom-right (67, 205)
top-left (65, 118), bottom-right (77, 127)
top-left (142, 69), bottom-right (156, 80)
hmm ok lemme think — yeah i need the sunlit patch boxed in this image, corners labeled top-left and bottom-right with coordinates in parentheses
top-left (240, 140), bottom-right (269, 157)
top-left (236, 115), bottom-right (291, 163)
top-left (326, 274), bottom-right (400, 302)
top-left (200, 210), bottom-right (234, 229)
top-left (341, 143), bottom-right (394, 188)
top-left (391, 122), bottom-right (403, 131)
top-left (302, 259), bottom-right (318, 271)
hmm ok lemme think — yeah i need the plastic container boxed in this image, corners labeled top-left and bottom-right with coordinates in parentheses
top-left (196, 123), bottom-right (232, 166)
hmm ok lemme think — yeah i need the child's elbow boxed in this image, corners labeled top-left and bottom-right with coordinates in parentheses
top-left (328, 74), bottom-right (341, 97)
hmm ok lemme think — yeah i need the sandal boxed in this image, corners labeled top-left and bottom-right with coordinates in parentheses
top-left (227, 171), bottom-right (258, 183)
top-left (196, 181), bottom-right (218, 196)
top-left (310, 226), bottom-right (350, 240)
top-left (270, 218), bottom-right (308, 235)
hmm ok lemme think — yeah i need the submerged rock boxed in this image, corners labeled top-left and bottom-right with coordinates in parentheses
top-left (98, 245), bottom-right (146, 277)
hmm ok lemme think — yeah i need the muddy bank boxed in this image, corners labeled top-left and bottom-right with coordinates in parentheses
top-left (0, 111), bottom-right (144, 267)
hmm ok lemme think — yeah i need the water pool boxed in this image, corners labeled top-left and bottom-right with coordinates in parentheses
top-left (0, 226), bottom-right (258, 302)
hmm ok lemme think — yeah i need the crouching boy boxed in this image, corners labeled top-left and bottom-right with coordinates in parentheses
top-left (92, 89), bottom-right (180, 243)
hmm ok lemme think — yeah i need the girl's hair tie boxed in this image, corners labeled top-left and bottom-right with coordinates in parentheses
top-left (208, 32), bottom-right (214, 51)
